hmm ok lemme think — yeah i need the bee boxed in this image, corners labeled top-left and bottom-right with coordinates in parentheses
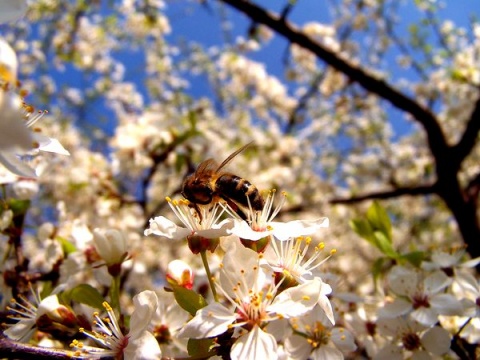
top-left (181, 142), bottom-right (264, 222)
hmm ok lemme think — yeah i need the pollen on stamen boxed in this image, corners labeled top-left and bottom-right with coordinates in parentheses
top-left (102, 302), bottom-right (112, 312)
top-left (165, 197), bottom-right (172, 202)
top-left (23, 104), bottom-right (34, 113)
top-left (330, 249), bottom-right (337, 255)
top-left (302, 295), bottom-right (310, 301)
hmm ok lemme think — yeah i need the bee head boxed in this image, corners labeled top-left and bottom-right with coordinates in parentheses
top-left (181, 176), bottom-right (214, 205)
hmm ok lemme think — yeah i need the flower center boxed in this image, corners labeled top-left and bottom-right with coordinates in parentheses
top-left (412, 293), bottom-right (430, 309)
top-left (402, 332), bottom-right (421, 351)
top-left (236, 292), bottom-right (268, 330)
top-left (154, 324), bottom-right (172, 344)
top-left (306, 321), bottom-right (330, 349)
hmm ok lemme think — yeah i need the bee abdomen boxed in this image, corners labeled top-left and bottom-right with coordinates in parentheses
top-left (216, 175), bottom-right (264, 211)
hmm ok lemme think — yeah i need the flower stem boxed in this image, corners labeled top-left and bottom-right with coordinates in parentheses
top-left (200, 250), bottom-right (218, 302)
top-left (109, 274), bottom-right (121, 318)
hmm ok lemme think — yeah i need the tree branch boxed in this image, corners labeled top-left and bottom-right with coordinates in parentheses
top-left (465, 171), bottom-right (480, 205)
top-left (330, 183), bottom-right (437, 204)
top-left (451, 92), bottom-right (480, 166)
top-left (0, 336), bottom-right (79, 360)
top-left (219, 0), bottom-right (449, 158)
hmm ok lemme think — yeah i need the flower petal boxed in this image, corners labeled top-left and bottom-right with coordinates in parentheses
top-left (270, 218), bottom-right (329, 241)
top-left (0, 152), bottom-right (36, 178)
top-left (331, 327), bottom-right (357, 352)
top-left (312, 346), bottom-right (344, 360)
top-left (387, 266), bottom-right (418, 296)
top-left (430, 293), bottom-right (463, 316)
top-left (421, 326), bottom-right (451, 356)
top-left (124, 330), bottom-right (162, 360)
top-left (144, 216), bottom-right (190, 240)
top-left (177, 302), bottom-right (236, 339)
top-left (268, 278), bottom-right (322, 317)
top-left (411, 307), bottom-right (438, 327)
top-left (423, 271), bottom-right (450, 295)
top-left (230, 325), bottom-right (277, 360)
top-left (93, 228), bottom-right (128, 265)
top-left (34, 134), bottom-right (70, 155)
top-left (373, 344), bottom-right (403, 360)
top-left (129, 290), bottom-right (158, 339)
top-left (228, 219), bottom-right (273, 241)
top-left (0, 92), bottom-right (32, 151)
top-left (378, 298), bottom-right (412, 319)
top-left (285, 334), bottom-right (312, 360)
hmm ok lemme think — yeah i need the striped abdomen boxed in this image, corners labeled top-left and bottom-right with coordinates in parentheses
top-left (216, 174), bottom-right (264, 211)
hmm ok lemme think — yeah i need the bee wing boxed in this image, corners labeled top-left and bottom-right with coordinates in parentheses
top-left (216, 141), bottom-right (254, 172)
top-left (195, 158), bottom-right (218, 175)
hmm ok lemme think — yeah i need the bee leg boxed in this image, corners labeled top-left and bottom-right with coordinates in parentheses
top-left (188, 202), bottom-right (203, 224)
top-left (235, 207), bottom-right (248, 221)
top-left (223, 198), bottom-right (248, 221)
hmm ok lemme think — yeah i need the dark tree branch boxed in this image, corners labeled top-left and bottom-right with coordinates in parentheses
top-left (219, 0), bottom-right (449, 159)
top-left (0, 336), bottom-right (79, 360)
top-left (286, 71), bottom-right (326, 133)
top-left (465, 171), bottom-right (480, 205)
top-left (451, 92), bottom-right (480, 166)
top-left (218, 0), bottom-right (480, 263)
top-left (330, 183), bottom-right (437, 204)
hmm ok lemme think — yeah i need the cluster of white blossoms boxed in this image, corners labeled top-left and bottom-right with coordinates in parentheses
top-left (141, 191), bottom-right (353, 360)
top-left (2, 1), bottom-right (480, 360)
top-left (0, 26), bottom-right (69, 179)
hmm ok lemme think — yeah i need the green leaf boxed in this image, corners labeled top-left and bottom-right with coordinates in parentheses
top-left (171, 284), bottom-right (207, 316)
top-left (367, 201), bottom-right (392, 243)
top-left (187, 338), bottom-right (215, 358)
top-left (187, 110), bottom-right (198, 129)
top-left (56, 236), bottom-right (77, 255)
top-left (7, 199), bottom-right (31, 216)
top-left (371, 257), bottom-right (386, 284)
top-left (401, 251), bottom-right (426, 267)
top-left (373, 231), bottom-right (398, 259)
top-left (64, 284), bottom-right (104, 310)
top-left (349, 218), bottom-right (374, 244)
top-left (40, 282), bottom-right (54, 299)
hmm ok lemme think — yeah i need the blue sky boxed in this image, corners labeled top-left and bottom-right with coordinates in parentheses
top-left (5, 1), bottom-right (477, 141)
top-left (159, 1), bottom-right (479, 139)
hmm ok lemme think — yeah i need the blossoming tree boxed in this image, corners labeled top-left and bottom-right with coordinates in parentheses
top-left (0, 0), bottom-right (479, 359)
